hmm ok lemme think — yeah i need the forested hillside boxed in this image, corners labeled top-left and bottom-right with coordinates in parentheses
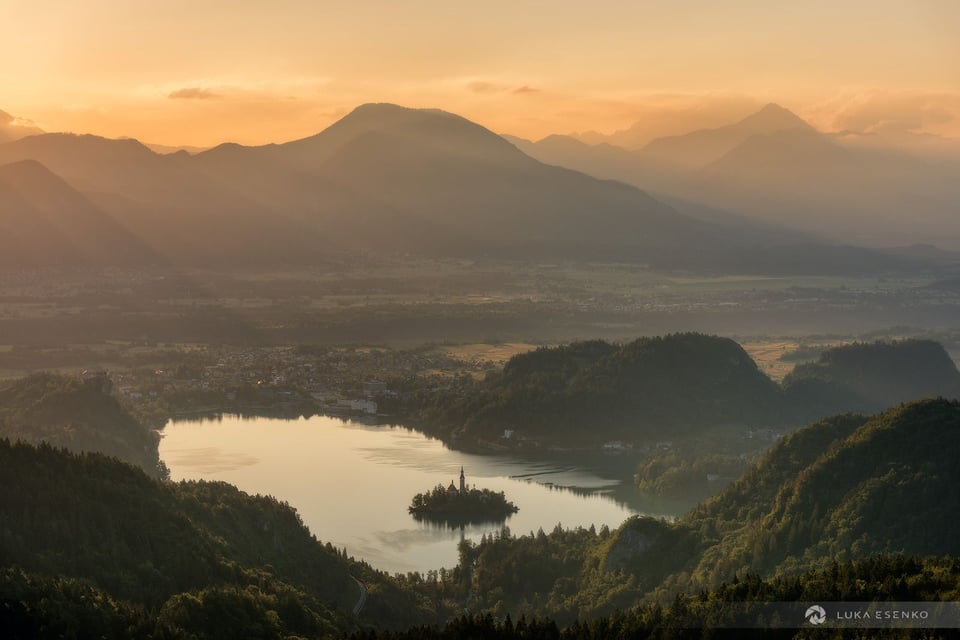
top-left (412, 334), bottom-right (784, 446)
top-left (419, 400), bottom-right (960, 623)
top-left (3, 399), bottom-right (959, 637)
top-left (686, 398), bottom-right (960, 587)
top-left (0, 441), bottom-right (453, 637)
top-left (0, 373), bottom-right (164, 476)
top-left (349, 556), bottom-right (960, 639)
top-left (783, 339), bottom-right (960, 420)
top-left (411, 335), bottom-right (960, 448)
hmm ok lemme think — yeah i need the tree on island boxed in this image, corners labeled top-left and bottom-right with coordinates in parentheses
top-left (409, 467), bottom-right (517, 524)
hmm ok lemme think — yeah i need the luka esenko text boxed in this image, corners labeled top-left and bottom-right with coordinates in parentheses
top-left (409, 467), bottom-right (518, 523)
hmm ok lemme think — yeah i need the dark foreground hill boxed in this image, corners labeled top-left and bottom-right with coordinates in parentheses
top-left (685, 398), bottom-right (960, 586)
top-left (438, 400), bottom-right (960, 623)
top-left (0, 440), bottom-right (346, 636)
top-left (349, 556), bottom-right (960, 639)
top-left (0, 441), bottom-right (450, 637)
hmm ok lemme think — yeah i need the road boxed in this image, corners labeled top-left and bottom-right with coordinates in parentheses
top-left (351, 576), bottom-right (368, 617)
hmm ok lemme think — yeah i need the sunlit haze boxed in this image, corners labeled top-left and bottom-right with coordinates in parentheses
top-left (2, 0), bottom-right (959, 146)
top-left (4, 1), bottom-right (960, 636)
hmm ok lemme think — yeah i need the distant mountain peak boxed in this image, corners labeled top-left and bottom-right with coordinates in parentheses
top-left (346, 102), bottom-right (408, 117)
top-left (352, 102), bottom-right (408, 112)
top-left (331, 103), bottom-right (482, 137)
top-left (738, 102), bottom-right (811, 132)
top-left (537, 133), bottom-right (589, 147)
top-left (343, 102), bottom-right (460, 123)
top-left (280, 101), bottom-right (524, 168)
top-left (759, 102), bottom-right (790, 114)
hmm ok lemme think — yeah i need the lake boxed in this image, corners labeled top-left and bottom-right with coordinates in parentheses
top-left (160, 414), bottom-right (685, 574)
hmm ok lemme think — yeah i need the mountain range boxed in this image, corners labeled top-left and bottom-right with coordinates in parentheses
top-left (508, 103), bottom-right (960, 250)
top-left (0, 103), bottom-right (937, 273)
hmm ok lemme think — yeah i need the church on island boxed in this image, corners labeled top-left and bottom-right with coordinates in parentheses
top-left (409, 467), bottom-right (518, 522)
top-left (446, 467), bottom-right (466, 496)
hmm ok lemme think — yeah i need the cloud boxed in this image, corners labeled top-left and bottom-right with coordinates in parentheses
top-left (466, 81), bottom-right (542, 96)
top-left (0, 109), bottom-right (40, 128)
top-left (0, 109), bottom-right (43, 142)
top-left (467, 81), bottom-right (506, 94)
top-left (805, 91), bottom-right (960, 136)
top-left (168, 87), bottom-right (223, 100)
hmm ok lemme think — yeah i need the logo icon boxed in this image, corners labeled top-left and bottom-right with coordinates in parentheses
top-left (805, 605), bottom-right (827, 625)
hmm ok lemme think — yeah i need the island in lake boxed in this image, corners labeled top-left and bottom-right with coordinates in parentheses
top-left (409, 467), bottom-right (518, 524)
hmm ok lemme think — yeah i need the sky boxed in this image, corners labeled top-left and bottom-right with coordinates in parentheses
top-left (1, 0), bottom-right (958, 147)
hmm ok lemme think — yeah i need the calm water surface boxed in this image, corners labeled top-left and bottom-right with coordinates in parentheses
top-left (160, 415), bottom-right (681, 573)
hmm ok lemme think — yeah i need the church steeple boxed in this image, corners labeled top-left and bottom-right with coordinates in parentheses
top-left (459, 466), bottom-right (465, 494)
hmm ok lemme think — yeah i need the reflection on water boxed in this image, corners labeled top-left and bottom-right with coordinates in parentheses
top-left (409, 513), bottom-right (516, 529)
top-left (162, 447), bottom-right (260, 474)
top-left (373, 523), bottom-right (471, 552)
top-left (160, 414), bottom-right (682, 573)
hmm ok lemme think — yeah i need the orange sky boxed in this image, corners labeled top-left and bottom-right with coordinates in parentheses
top-left (1, 1), bottom-right (958, 146)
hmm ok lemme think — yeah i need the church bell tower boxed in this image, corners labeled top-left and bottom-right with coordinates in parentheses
top-left (459, 466), bottom-right (465, 494)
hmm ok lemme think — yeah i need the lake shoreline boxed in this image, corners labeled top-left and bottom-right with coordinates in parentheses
top-left (159, 413), bottom-right (660, 573)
